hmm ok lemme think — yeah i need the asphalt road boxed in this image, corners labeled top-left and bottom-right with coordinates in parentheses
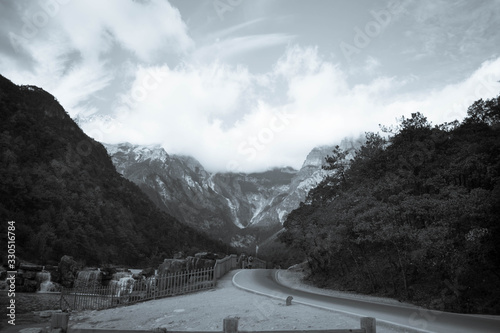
top-left (232, 269), bottom-right (500, 333)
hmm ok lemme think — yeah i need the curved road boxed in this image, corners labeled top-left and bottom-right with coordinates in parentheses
top-left (233, 269), bottom-right (500, 333)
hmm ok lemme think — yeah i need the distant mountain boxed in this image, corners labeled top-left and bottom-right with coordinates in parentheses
top-left (0, 74), bottom-right (227, 266)
top-left (103, 140), bottom-right (362, 247)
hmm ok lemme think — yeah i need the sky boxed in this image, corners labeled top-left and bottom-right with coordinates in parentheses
top-left (1, 0), bottom-right (500, 172)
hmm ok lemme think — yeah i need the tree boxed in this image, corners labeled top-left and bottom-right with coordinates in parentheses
top-left (280, 96), bottom-right (500, 313)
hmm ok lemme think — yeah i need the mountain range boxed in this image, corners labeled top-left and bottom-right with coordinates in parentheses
top-left (0, 74), bottom-right (227, 266)
top-left (0, 71), bottom-right (361, 266)
top-left (102, 139), bottom-right (362, 247)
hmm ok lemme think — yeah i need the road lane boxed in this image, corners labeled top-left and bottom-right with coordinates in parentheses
top-left (232, 269), bottom-right (500, 333)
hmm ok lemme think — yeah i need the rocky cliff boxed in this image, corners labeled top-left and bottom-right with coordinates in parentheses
top-left (102, 141), bottom-right (362, 247)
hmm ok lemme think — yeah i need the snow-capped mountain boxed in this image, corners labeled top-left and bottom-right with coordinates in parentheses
top-left (102, 140), bottom-right (359, 247)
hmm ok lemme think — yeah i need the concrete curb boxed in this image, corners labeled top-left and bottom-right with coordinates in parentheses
top-left (232, 269), bottom-right (434, 333)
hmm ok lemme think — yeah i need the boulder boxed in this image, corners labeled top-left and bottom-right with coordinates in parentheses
top-left (157, 259), bottom-right (187, 275)
top-left (185, 256), bottom-right (195, 271)
top-left (19, 279), bottom-right (38, 292)
top-left (194, 252), bottom-right (217, 260)
top-left (140, 267), bottom-right (155, 278)
top-left (19, 263), bottom-right (43, 271)
top-left (23, 270), bottom-right (37, 280)
top-left (45, 265), bottom-right (60, 282)
top-left (194, 252), bottom-right (207, 259)
top-left (100, 266), bottom-right (118, 282)
top-left (15, 276), bottom-right (24, 286)
top-left (173, 251), bottom-right (185, 259)
top-left (58, 255), bottom-right (79, 288)
top-left (186, 256), bottom-right (215, 270)
top-left (132, 273), bottom-right (143, 280)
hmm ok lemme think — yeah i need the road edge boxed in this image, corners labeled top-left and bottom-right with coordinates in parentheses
top-left (232, 269), bottom-right (434, 333)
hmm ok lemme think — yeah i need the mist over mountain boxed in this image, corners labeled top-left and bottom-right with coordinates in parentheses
top-left (102, 138), bottom-right (363, 247)
top-left (0, 71), bottom-right (362, 266)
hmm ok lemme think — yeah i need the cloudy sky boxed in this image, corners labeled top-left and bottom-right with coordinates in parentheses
top-left (1, 0), bottom-right (500, 172)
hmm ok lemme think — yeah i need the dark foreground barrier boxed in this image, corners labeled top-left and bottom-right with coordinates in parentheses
top-left (50, 313), bottom-right (377, 333)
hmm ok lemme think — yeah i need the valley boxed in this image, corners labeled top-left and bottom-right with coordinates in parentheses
top-left (102, 141), bottom-right (360, 248)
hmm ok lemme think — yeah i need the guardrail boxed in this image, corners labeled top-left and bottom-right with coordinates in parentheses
top-left (60, 255), bottom-right (266, 311)
top-left (214, 254), bottom-right (239, 279)
top-left (60, 267), bottom-right (215, 311)
top-left (50, 314), bottom-right (376, 333)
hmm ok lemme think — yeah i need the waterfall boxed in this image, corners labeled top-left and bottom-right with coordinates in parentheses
top-left (36, 271), bottom-right (57, 292)
top-left (109, 272), bottom-right (135, 296)
top-left (74, 270), bottom-right (102, 290)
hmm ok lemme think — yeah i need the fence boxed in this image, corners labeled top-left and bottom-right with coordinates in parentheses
top-left (214, 254), bottom-right (239, 279)
top-left (50, 313), bottom-right (377, 333)
top-left (252, 257), bottom-right (266, 269)
top-left (60, 254), bottom-right (262, 311)
top-left (60, 267), bottom-right (215, 311)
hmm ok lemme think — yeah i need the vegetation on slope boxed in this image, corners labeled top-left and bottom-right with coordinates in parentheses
top-left (280, 97), bottom-right (500, 314)
top-left (0, 75), bottom-right (227, 267)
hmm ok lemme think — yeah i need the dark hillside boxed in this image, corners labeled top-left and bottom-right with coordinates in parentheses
top-left (281, 99), bottom-right (500, 314)
top-left (0, 74), bottom-right (227, 266)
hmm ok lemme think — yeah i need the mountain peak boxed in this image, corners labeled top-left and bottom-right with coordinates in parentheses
top-left (301, 145), bottom-right (335, 168)
top-left (103, 142), bottom-right (169, 164)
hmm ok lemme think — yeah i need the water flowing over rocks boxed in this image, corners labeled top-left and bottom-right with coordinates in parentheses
top-left (0, 262), bottom-right (62, 293)
top-left (36, 271), bottom-right (60, 292)
top-left (74, 270), bottom-right (102, 290)
top-left (0, 253), bottom-right (223, 297)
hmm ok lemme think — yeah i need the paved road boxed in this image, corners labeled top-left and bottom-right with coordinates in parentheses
top-left (232, 269), bottom-right (500, 333)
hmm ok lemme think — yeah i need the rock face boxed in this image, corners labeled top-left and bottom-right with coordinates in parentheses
top-left (3, 262), bottom-right (61, 292)
top-left (157, 253), bottom-right (219, 274)
top-left (158, 259), bottom-right (187, 275)
top-left (139, 267), bottom-right (155, 278)
top-left (58, 255), bottom-right (80, 288)
top-left (103, 139), bottom-right (362, 247)
top-left (186, 256), bottom-right (215, 271)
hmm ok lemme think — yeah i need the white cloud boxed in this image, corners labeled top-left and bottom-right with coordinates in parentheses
top-left (391, 58), bottom-right (500, 125)
top-left (364, 56), bottom-right (381, 75)
top-left (192, 33), bottom-right (294, 64)
top-left (2, 1), bottom-right (500, 173)
top-left (55, 0), bottom-right (193, 60)
top-left (0, 0), bottom-right (193, 117)
top-left (83, 46), bottom-right (500, 173)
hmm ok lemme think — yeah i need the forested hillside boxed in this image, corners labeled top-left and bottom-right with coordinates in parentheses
top-left (0, 75), bottom-right (227, 267)
top-left (280, 97), bottom-right (500, 314)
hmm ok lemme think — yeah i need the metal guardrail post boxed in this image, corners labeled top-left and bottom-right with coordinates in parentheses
top-left (223, 317), bottom-right (239, 333)
top-left (51, 312), bottom-right (69, 333)
top-left (360, 317), bottom-right (376, 333)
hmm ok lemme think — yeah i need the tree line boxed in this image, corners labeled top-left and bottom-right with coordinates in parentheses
top-left (0, 75), bottom-right (228, 267)
top-left (280, 96), bottom-right (500, 314)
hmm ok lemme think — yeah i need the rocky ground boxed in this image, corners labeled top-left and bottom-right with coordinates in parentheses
top-left (2, 269), bottom-right (411, 332)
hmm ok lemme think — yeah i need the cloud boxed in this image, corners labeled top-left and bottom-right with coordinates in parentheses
top-left (192, 33), bottom-right (294, 63)
top-left (406, 0), bottom-right (500, 60)
top-left (81, 46), bottom-right (500, 173)
top-left (0, 0), bottom-right (193, 116)
top-left (394, 58), bottom-right (500, 125)
top-left (2, 1), bottom-right (500, 173)
top-left (54, 0), bottom-right (194, 60)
